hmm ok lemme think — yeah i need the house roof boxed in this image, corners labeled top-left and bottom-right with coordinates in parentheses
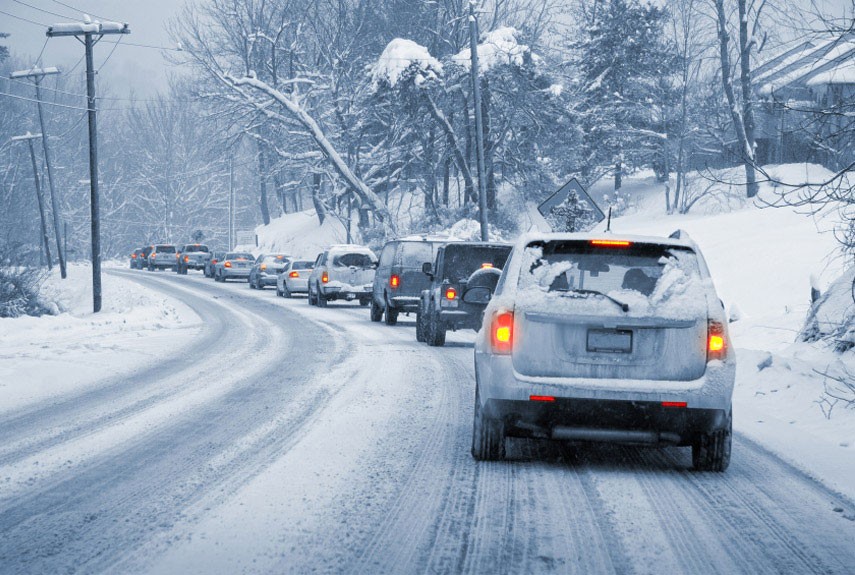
top-left (756, 32), bottom-right (855, 96)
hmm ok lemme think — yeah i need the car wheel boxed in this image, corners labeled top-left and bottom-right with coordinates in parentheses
top-left (370, 299), bottom-right (383, 322)
top-left (317, 286), bottom-right (328, 307)
top-left (416, 307), bottom-right (426, 343)
top-left (426, 304), bottom-right (446, 346)
top-left (282, 285), bottom-right (291, 298)
top-left (359, 298), bottom-right (369, 307)
top-left (471, 384), bottom-right (505, 461)
top-left (383, 297), bottom-right (398, 326)
top-left (692, 411), bottom-right (732, 472)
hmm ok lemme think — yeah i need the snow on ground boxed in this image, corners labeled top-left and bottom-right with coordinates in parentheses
top-left (252, 209), bottom-right (347, 260)
top-left (585, 164), bottom-right (854, 498)
top-left (0, 262), bottom-right (201, 414)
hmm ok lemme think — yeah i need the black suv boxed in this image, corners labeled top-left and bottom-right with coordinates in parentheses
top-left (370, 235), bottom-right (453, 325)
top-left (417, 242), bottom-right (512, 346)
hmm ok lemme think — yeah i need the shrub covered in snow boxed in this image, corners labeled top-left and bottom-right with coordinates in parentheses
top-left (800, 267), bottom-right (855, 351)
top-left (0, 246), bottom-right (55, 318)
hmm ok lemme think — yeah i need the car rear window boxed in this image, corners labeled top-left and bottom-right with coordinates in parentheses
top-left (292, 261), bottom-right (313, 270)
top-left (333, 253), bottom-right (375, 268)
top-left (156, 245), bottom-right (176, 253)
top-left (399, 242), bottom-right (436, 267)
top-left (225, 253), bottom-right (253, 260)
top-left (443, 245), bottom-right (512, 282)
top-left (184, 244), bottom-right (209, 252)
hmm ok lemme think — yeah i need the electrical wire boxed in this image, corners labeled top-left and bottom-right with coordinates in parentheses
top-left (97, 35), bottom-right (122, 72)
top-left (0, 8), bottom-right (48, 26)
top-left (9, 0), bottom-right (75, 20)
top-left (47, 0), bottom-right (112, 22)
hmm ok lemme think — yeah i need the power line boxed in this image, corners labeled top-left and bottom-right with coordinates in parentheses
top-left (0, 89), bottom-right (90, 111)
top-left (97, 35), bottom-right (122, 72)
top-left (9, 0), bottom-right (75, 20)
top-left (46, 0), bottom-right (113, 22)
top-left (0, 8), bottom-right (48, 26)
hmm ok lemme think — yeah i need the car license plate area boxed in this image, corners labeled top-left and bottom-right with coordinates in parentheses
top-left (587, 329), bottom-right (632, 354)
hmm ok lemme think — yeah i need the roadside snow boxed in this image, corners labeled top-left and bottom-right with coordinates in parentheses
top-left (0, 262), bottom-right (201, 414)
top-left (254, 209), bottom-right (347, 260)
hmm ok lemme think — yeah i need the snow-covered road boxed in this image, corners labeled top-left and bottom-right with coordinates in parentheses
top-left (1, 270), bottom-right (853, 574)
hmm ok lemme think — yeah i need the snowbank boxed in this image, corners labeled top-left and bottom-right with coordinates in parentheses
top-left (254, 209), bottom-right (348, 260)
top-left (0, 263), bottom-right (201, 413)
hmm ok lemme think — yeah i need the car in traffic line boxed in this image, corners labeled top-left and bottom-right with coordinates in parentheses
top-left (249, 253), bottom-right (290, 289)
top-left (146, 244), bottom-right (178, 271)
top-left (471, 231), bottom-right (735, 472)
top-left (214, 252), bottom-right (254, 282)
top-left (176, 243), bottom-right (211, 274)
top-left (308, 245), bottom-right (377, 307)
top-left (417, 241), bottom-right (512, 346)
top-left (276, 259), bottom-right (315, 297)
top-left (204, 250), bottom-right (226, 278)
top-left (130, 247), bottom-right (145, 269)
top-left (370, 235), bottom-right (454, 325)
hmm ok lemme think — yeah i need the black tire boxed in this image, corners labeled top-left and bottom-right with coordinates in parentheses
top-left (416, 307), bottom-right (426, 343)
top-left (370, 299), bottom-right (383, 322)
top-left (359, 298), bottom-right (369, 307)
top-left (383, 297), bottom-right (398, 326)
top-left (282, 285), bottom-right (292, 298)
top-left (426, 304), bottom-right (446, 346)
top-left (692, 411), bottom-right (732, 472)
top-left (471, 384), bottom-right (505, 461)
top-left (317, 285), bottom-right (328, 307)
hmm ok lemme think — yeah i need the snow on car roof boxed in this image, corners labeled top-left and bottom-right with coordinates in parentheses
top-left (514, 231), bottom-right (698, 251)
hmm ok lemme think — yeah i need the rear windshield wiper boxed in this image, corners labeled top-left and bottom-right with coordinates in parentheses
top-left (555, 288), bottom-right (630, 312)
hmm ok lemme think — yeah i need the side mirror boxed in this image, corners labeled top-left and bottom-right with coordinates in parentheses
top-left (462, 286), bottom-right (493, 305)
top-left (422, 262), bottom-right (433, 276)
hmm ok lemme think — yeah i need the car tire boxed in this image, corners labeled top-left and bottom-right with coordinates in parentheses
top-left (370, 299), bottom-right (383, 322)
top-left (426, 304), bottom-right (446, 346)
top-left (282, 285), bottom-right (292, 298)
top-left (416, 307), bottom-right (426, 343)
top-left (383, 297), bottom-right (398, 326)
top-left (692, 411), bottom-right (732, 472)
top-left (317, 285), bottom-right (328, 308)
top-left (359, 298), bottom-right (369, 307)
top-left (471, 384), bottom-right (505, 461)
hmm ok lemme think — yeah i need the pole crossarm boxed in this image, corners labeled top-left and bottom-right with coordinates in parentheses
top-left (10, 67), bottom-right (60, 79)
top-left (46, 21), bottom-right (129, 37)
top-left (10, 132), bottom-right (43, 141)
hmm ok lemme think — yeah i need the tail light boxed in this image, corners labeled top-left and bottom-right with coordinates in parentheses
top-left (445, 287), bottom-right (457, 300)
top-left (131, 254), bottom-right (136, 258)
top-left (707, 320), bottom-right (726, 361)
top-left (390, 274), bottom-right (400, 289)
top-left (530, 395), bottom-right (555, 402)
top-left (590, 239), bottom-right (631, 247)
top-left (289, 271), bottom-right (300, 278)
top-left (260, 264), bottom-right (267, 271)
top-left (491, 310), bottom-right (514, 354)
top-left (224, 261), bottom-right (232, 268)
top-left (184, 255), bottom-right (189, 262)
top-left (151, 253), bottom-right (156, 259)
top-left (175, 253), bottom-right (180, 259)
top-left (322, 271), bottom-right (329, 283)
top-left (481, 263), bottom-right (493, 269)
top-left (211, 259), bottom-right (218, 265)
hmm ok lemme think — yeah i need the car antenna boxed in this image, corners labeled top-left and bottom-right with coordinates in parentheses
top-left (605, 206), bottom-right (612, 233)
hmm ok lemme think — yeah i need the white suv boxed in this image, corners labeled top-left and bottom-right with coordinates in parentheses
top-left (471, 231), bottom-right (734, 471)
top-left (307, 245), bottom-right (377, 307)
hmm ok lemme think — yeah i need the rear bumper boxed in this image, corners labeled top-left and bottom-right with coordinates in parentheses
top-left (483, 396), bottom-right (727, 446)
top-left (221, 269), bottom-right (250, 279)
top-left (390, 295), bottom-right (420, 311)
top-left (258, 272), bottom-right (280, 286)
top-left (283, 278), bottom-right (309, 292)
top-left (322, 282), bottom-right (371, 299)
top-left (439, 308), bottom-right (482, 330)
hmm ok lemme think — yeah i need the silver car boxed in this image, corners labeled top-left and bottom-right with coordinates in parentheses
top-left (307, 245), bottom-right (377, 307)
top-left (214, 252), bottom-right (254, 282)
top-left (146, 244), bottom-right (178, 271)
top-left (471, 232), bottom-right (735, 471)
top-left (248, 253), bottom-right (290, 289)
top-left (276, 259), bottom-right (314, 298)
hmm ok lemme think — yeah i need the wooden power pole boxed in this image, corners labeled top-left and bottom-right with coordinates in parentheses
top-left (11, 133), bottom-right (52, 269)
top-left (468, 1), bottom-right (489, 242)
top-left (47, 19), bottom-right (130, 313)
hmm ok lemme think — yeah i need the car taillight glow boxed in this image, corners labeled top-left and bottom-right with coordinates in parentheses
top-left (151, 253), bottom-right (156, 258)
top-left (445, 287), bottom-right (457, 300)
top-left (481, 263), bottom-right (493, 269)
top-left (289, 271), bottom-right (300, 278)
top-left (175, 253), bottom-right (180, 259)
top-left (184, 255), bottom-right (189, 262)
top-left (390, 274), bottom-right (400, 289)
top-left (590, 239), bottom-right (631, 247)
top-left (261, 264), bottom-right (267, 271)
top-left (491, 310), bottom-right (514, 354)
top-left (662, 401), bottom-right (687, 408)
top-left (707, 320), bottom-right (726, 361)
top-left (224, 261), bottom-right (232, 268)
top-left (211, 259), bottom-right (218, 264)
top-left (530, 395), bottom-right (555, 402)
top-left (131, 254), bottom-right (136, 258)
top-left (322, 271), bottom-right (329, 283)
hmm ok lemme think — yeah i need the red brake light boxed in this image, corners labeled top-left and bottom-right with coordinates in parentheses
top-left (491, 310), bottom-right (514, 354)
top-left (211, 259), bottom-right (218, 264)
top-left (390, 274), bottom-right (400, 289)
top-left (530, 395), bottom-right (555, 402)
top-left (322, 271), bottom-right (329, 283)
top-left (591, 239), bottom-right (631, 247)
top-left (289, 271), bottom-right (300, 278)
top-left (662, 401), bottom-right (687, 408)
top-left (708, 321), bottom-right (726, 360)
top-left (261, 264), bottom-right (267, 271)
top-left (151, 253), bottom-right (156, 258)
top-left (481, 263), bottom-right (493, 269)
top-left (445, 287), bottom-right (457, 300)
top-left (184, 255), bottom-right (189, 262)
top-left (175, 253), bottom-right (180, 259)
top-left (224, 261), bottom-right (232, 268)
top-left (131, 254), bottom-right (136, 258)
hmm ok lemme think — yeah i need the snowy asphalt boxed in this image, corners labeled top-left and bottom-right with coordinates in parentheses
top-left (1, 269), bottom-right (853, 574)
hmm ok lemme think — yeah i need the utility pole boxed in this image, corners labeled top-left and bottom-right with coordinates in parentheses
top-left (11, 133), bottom-right (52, 269)
top-left (10, 66), bottom-right (66, 279)
top-left (47, 19), bottom-right (130, 313)
top-left (468, 1), bottom-right (489, 242)
top-left (228, 156), bottom-right (235, 249)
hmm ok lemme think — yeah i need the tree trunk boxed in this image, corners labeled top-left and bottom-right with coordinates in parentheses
top-left (257, 143), bottom-right (271, 225)
top-left (738, 0), bottom-right (759, 198)
top-left (311, 172), bottom-right (326, 225)
top-left (482, 79), bottom-right (497, 212)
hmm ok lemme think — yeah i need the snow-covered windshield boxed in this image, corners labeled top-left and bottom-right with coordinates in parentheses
top-left (516, 240), bottom-right (705, 318)
top-left (225, 253), bottom-right (253, 260)
top-left (333, 253), bottom-right (375, 268)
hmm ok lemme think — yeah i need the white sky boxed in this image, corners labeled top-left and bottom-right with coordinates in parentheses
top-left (2, 0), bottom-right (187, 98)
